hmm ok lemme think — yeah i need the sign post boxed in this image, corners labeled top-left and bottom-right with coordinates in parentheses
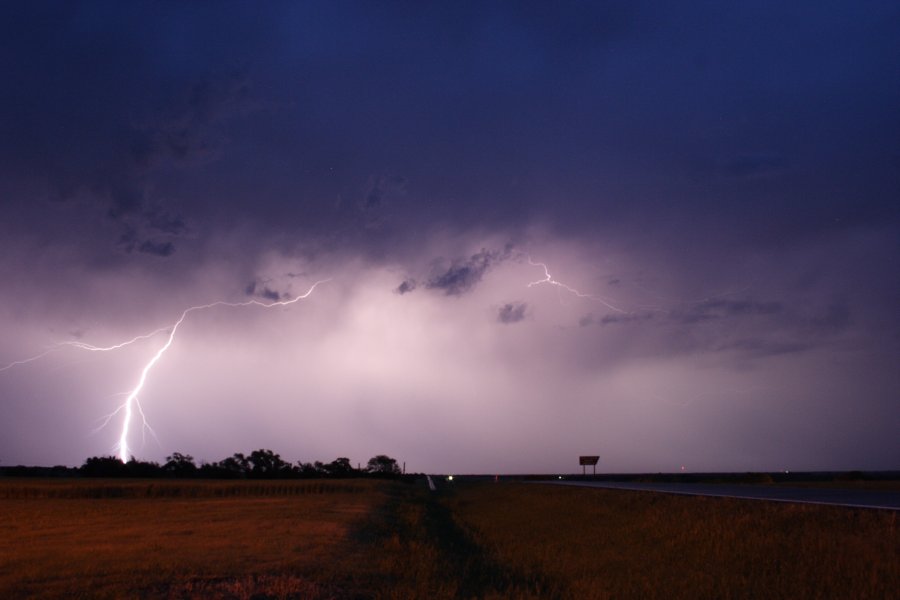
top-left (579, 455), bottom-right (599, 476)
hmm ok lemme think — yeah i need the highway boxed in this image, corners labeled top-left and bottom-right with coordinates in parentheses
top-left (544, 481), bottom-right (900, 510)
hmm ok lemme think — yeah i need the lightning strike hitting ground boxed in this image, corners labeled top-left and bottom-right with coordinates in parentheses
top-left (1, 280), bottom-right (329, 462)
top-left (6, 257), bottom-right (650, 462)
top-left (113, 279), bottom-right (330, 462)
top-left (527, 257), bottom-right (626, 313)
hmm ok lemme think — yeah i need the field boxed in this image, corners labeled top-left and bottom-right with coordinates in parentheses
top-left (1, 479), bottom-right (897, 599)
top-left (0, 480), bottom-right (378, 599)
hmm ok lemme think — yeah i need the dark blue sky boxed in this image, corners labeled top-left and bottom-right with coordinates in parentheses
top-left (1, 2), bottom-right (897, 471)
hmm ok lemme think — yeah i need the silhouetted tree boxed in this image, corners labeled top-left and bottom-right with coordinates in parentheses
top-left (247, 449), bottom-right (292, 478)
top-left (215, 453), bottom-right (251, 478)
top-left (81, 456), bottom-right (160, 477)
top-left (0, 465), bottom-right (77, 477)
top-left (124, 457), bottom-right (161, 477)
top-left (197, 461), bottom-right (235, 479)
top-left (366, 455), bottom-right (401, 477)
top-left (81, 456), bottom-right (126, 477)
top-left (323, 457), bottom-right (355, 477)
top-left (163, 452), bottom-right (197, 477)
top-left (297, 461), bottom-right (322, 478)
top-left (75, 450), bottom-right (406, 480)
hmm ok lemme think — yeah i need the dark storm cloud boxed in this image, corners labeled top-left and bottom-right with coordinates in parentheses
top-left (134, 70), bottom-right (252, 168)
top-left (0, 2), bottom-right (643, 249)
top-left (2, 2), bottom-right (898, 256)
top-left (259, 288), bottom-right (282, 302)
top-left (107, 184), bottom-right (145, 219)
top-left (0, 3), bottom-right (898, 472)
top-left (363, 175), bottom-right (408, 211)
top-left (677, 299), bottom-right (783, 324)
top-left (578, 311), bottom-right (654, 327)
top-left (0, 4), bottom-right (255, 257)
top-left (138, 240), bottom-right (175, 258)
top-left (144, 207), bottom-right (188, 237)
top-left (425, 247), bottom-right (513, 297)
top-left (672, 298), bottom-right (850, 341)
top-left (358, 174), bottom-right (409, 231)
top-left (600, 312), bottom-right (655, 326)
top-left (90, 68), bottom-right (247, 251)
top-left (245, 281), bottom-right (284, 302)
top-left (395, 279), bottom-right (417, 295)
top-left (426, 256), bottom-right (491, 296)
top-left (118, 227), bottom-right (176, 258)
top-left (497, 302), bottom-right (527, 324)
top-left (114, 206), bottom-right (188, 258)
top-left (716, 338), bottom-right (812, 359)
top-left (803, 304), bottom-right (851, 336)
top-left (658, 298), bottom-right (853, 361)
top-left (575, 296), bottom-right (854, 364)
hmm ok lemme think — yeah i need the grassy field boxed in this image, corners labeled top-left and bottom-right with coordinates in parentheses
top-left (441, 482), bottom-right (898, 599)
top-left (1, 479), bottom-right (896, 599)
top-left (0, 480), bottom-right (380, 599)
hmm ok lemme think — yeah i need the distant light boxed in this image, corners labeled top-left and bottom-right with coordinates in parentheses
top-left (558, 476), bottom-right (563, 480)
top-left (448, 475), bottom-right (454, 481)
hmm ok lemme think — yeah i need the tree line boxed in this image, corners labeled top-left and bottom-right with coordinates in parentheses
top-left (1, 450), bottom-right (406, 479)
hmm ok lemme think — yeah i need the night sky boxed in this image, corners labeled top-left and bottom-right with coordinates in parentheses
top-left (1, 2), bottom-right (898, 473)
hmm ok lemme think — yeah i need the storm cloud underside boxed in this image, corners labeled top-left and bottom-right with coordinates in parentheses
top-left (0, 2), bottom-right (898, 472)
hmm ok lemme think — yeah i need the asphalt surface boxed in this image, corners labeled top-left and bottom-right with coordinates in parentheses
top-left (544, 481), bottom-right (900, 510)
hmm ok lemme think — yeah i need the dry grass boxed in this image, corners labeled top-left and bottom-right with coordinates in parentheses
top-left (2, 478), bottom-right (897, 599)
top-left (0, 479), bottom-right (382, 599)
top-left (0, 479), bottom-right (368, 499)
top-left (444, 482), bottom-right (900, 599)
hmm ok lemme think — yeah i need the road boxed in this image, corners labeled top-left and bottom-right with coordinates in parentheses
top-left (544, 481), bottom-right (900, 510)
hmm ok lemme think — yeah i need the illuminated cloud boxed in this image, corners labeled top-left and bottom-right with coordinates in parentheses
top-left (0, 3), bottom-right (896, 473)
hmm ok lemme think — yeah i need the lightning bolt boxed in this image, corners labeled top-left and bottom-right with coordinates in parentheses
top-left (526, 257), bottom-right (627, 313)
top-left (1, 279), bottom-right (329, 462)
top-left (0, 349), bottom-right (60, 372)
top-left (0, 329), bottom-right (171, 373)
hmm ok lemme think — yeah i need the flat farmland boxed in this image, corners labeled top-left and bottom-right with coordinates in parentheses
top-left (442, 482), bottom-right (899, 599)
top-left (0, 480), bottom-right (381, 599)
top-left (1, 479), bottom-right (897, 599)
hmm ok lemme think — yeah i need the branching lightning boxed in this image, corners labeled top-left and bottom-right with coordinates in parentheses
top-left (0, 329), bottom-right (170, 373)
top-left (5, 253), bottom-right (664, 462)
top-left (1, 279), bottom-right (329, 462)
top-left (0, 349), bottom-right (59, 372)
top-left (526, 257), bottom-right (627, 313)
